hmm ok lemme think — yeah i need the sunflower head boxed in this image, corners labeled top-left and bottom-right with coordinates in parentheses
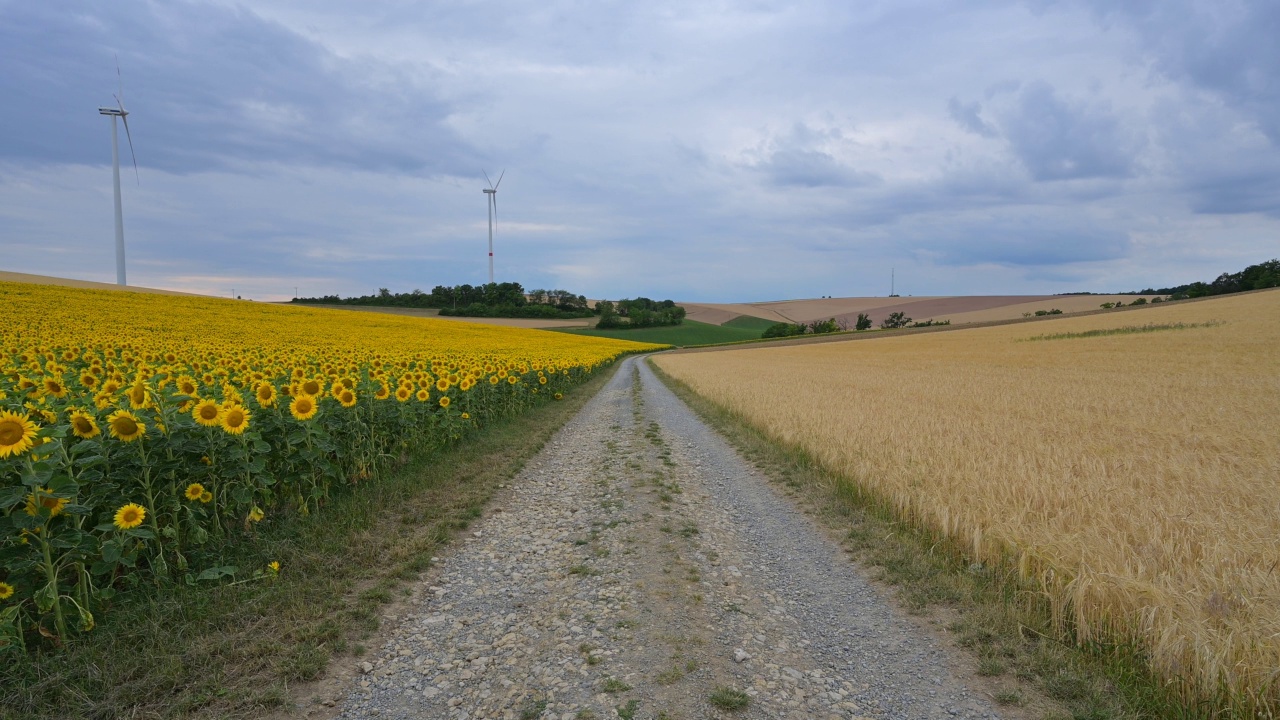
top-left (300, 378), bottom-right (322, 396)
top-left (113, 503), bottom-right (146, 530)
top-left (438, 395), bottom-right (451, 409)
top-left (289, 394), bottom-right (318, 422)
top-left (42, 375), bottom-right (68, 398)
top-left (338, 389), bottom-right (357, 408)
top-left (126, 382), bottom-right (150, 409)
top-left (199, 490), bottom-right (213, 503)
top-left (69, 410), bottom-right (100, 439)
top-left (0, 581), bottom-right (13, 600)
top-left (395, 386), bottom-right (411, 402)
top-left (415, 389), bottom-right (430, 402)
top-left (107, 410), bottom-right (146, 442)
top-left (374, 384), bottom-right (390, 401)
top-left (0, 410), bottom-right (39, 459)
top-left (220, 404), bottom-right (250, 435)
top-left (192, 399), bottom-right (222, 427)
top-left (184, 482), bottom-right (205, 501)
top-left (25, 487), bottom-right (69, 518)
top-left (255, 382), bottom-right (277, 408)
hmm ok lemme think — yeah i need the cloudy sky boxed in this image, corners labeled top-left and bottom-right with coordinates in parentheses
top-left (2, 1), bottom-right (1277, 301)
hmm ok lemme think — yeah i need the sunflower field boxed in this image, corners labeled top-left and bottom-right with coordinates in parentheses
top-left (0, 280), bottom-right (661, 650)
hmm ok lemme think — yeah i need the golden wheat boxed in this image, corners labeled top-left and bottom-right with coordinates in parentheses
top-left (654, 291), bottom-right (1280, 711)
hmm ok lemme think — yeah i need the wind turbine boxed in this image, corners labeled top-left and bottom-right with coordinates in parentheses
top-left (98, 59), bottom-right (138, 286)
top-left (482, 169), bottom-right (504, 284)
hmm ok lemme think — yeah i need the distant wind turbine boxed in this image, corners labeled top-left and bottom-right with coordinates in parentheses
top-left (97, 58), bottom-right (139, 286)
top-left (482, 169), bottom-right (504, 284)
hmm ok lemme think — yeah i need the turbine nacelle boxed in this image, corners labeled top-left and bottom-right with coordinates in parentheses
top-left (98, 107), bottom-right (128, 116)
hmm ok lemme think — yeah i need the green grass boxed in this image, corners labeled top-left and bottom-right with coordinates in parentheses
top-left (708, 686), bottom-right (751, 711)
top-left (720, 314), bottom-right (779, 332)
top-left (0, 362), bottom-right (625, 720)
top-left (552, 319), bottom-right (767, 346)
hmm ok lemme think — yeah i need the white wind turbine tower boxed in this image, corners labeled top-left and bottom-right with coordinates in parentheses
top-left (482, 169), bottom-right (504, 284)
top-left (98, 59), bottom-right (139, 286)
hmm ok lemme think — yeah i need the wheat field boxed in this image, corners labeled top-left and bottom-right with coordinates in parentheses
top-left (654, 290), bottom-right (1280, 711)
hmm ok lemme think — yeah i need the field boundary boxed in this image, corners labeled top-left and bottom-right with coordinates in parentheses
top-left (665, 287), bottom-right (1279, 353)
top-left (646, 359), bottom-right (1215, 720)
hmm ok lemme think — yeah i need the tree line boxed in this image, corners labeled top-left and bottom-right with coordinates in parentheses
top-left (595, 298), bottom-right (686, 329)
top-left (291, 283), bottom-right (594, 319)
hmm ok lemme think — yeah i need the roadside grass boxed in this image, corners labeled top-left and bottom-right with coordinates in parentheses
top-left (552, 319), bottom-right (765, 346)
top-left (0, 362), bottom-right (622, 720)
top-left (648, 359), bottom-right (1213, 720)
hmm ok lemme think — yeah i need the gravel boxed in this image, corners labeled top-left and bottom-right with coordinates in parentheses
top-left (328, 356), bottom-right (1003, 720)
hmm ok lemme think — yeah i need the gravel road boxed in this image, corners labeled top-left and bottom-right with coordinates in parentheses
top-left (330, 356), bottom-right (1003, 720)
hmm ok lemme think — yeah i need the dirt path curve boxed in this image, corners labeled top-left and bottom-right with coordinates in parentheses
top-left (330, 356), bottom-right (1002, 720)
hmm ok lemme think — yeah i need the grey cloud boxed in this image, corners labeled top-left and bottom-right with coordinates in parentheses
top-left (947, 97), bottom-right (998, 137)
top-left (909, 215), bottom-right (1130, 266)
top-left (750, 123), bottom-right (879, 188)
top-left (998, 81), bottom-right (1137, 181)
top-left (0, 2), bottom-right (478, 176)
top-left (1076, 0), bottom-right (1280, 143)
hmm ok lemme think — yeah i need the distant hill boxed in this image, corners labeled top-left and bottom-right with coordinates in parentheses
top-left (678, 293), bottom-right (1162, 328)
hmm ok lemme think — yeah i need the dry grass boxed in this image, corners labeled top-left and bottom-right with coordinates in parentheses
top-left (653, 290), bottom-right (1280, 713)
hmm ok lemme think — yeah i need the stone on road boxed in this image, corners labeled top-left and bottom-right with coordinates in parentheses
top-left (333, 356), bottom-right (1002, 719)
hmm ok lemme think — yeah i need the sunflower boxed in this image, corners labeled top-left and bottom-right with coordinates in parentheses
top-left (220, 404), bottom-right (250, 435)
top-left (107, 410), bottom-right (146, 442)
top-left (267, 561), bottom-right (280, 574)
top-left (435, 378), bottom-right (450, 392)
top-left (42, 375), bottom-right (69, 398)
top-left (254, 382), bottom-right (277, 408)
top-left (489, 375), bottom-right (500, 386)
top-left (438, 395), bottom-right (451, 408)
top-left (374, 383), bottom-right (390, 400)
top-left (415, 388), bottom-right (430, 402)
top-left (459, 378), bottom-right (474, 392)
top-left (175, 376), bottom-right (199, 396)
top-left (79, 371), bottom-right (99, 389)
top-left (247, 506), bottom-right (264, 523)
top-left (337, 389), bottom-right (356, 408)
top-left (192, 399), bottom-right (222, 427)
top-left (0, 410), bottom-right (39, 458)
top-left (461, 412), bottom-right (471, 420)
top-left (69, 410), bottom-right (100, 439)
top-left (184, 482), bottom-right (205, 501)
top-left (0, 582), bottom-right (13, 600)
top-left (25, 487), bottom-right (68, 518)
top-left (554, 392), bottom-right (564, 400)
top-left (538, 375), bottom-right (548, 385)
top-left (395, 386), bottom-right (412, 402)
top-left (113, 503), bottom-right (146, 530)
top-left (199, 490), bottom-right (213, 503)
top-left (289, 394), bottom-right (318, 421)
top-left (507, 375), bottom-right (519, 385)
top-left (300, 378), bottom-right (323, 396)
top-left (126, 381), bottom-right (150, 409)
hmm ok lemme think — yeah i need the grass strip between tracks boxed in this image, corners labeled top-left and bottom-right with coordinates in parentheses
top-left (648, 358), bottom-right (1220, 720)
top-left (1, 360), bottom-right (625, 720)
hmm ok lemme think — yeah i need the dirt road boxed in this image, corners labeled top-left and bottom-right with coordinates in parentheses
top-left (327, 356), bottom-right (1003, 719)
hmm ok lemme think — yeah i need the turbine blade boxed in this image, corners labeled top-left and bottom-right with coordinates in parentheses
top-left (121, 113), bottom-right (139, 185)
top-left (491, 193), bottom-right (497, 220)
top-left (482, 169), bottom-right (493, 189)
top-left (493, 169), bottom-right (504, 190)
top-left (116, 54), bottom-right (124, 106)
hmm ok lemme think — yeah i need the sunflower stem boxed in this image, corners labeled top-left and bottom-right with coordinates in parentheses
top-left (39, 531), bottom-right (68, 641)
